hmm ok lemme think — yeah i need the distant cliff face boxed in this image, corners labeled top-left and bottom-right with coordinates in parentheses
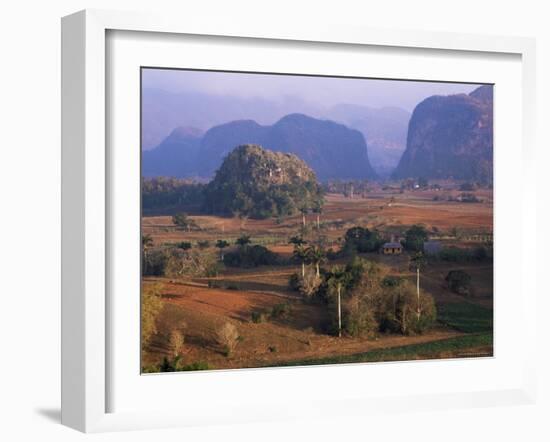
top-left (198, 114), bottom-right (377, 180)
top-left (144, 113), bottom-right (377, 181)
top-left (142, 127), bottom-right (203, 178)
top-left (392, 85), bottom-right (493, 182)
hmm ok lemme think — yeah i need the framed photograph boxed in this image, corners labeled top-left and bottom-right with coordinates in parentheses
top-left (61, 9), bottom-right (537, 433)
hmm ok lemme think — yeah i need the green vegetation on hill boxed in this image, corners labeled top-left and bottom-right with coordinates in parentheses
top-left (203, 144), bottom-right (324, 219)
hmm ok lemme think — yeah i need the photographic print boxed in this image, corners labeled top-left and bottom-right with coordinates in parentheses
top-left (140, 68), bottom-right (493, 373)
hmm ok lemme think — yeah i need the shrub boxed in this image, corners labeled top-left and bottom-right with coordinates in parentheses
top-left (270, 302), bottom-right (292, 320)
top-left (445, 270), bottom-right (472, 296)
top-left (251, 310), bottom-right (267, 323)
top-left (215, 322), bottom-right (240, 356)
top-left (158, 357), bottom-right (212, 372)
top-left (288, 273), bottom-right (301, 291)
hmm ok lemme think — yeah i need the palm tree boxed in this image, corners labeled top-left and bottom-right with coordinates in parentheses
top-left (327, 266), bottom-right (347, 338)
top-left (307, 245), bottom-right (327, 278)
top-left (215, 239), bottom-right (229, 261)
top-left (299, 206), bottom-right (309, 227)
top-left (288, 235), bottom-right (306, 247)
top-left (142, 234), bottom-right (154, 259)
top-left (312, 200), bottom-right (323, 229)
top-left (293, 244), bottom-right (309, 278)
top-left (142, 234), bottom-right (153, 249)
top-left (409, 252), bottom-right (427, 320)
top-left (236, 234), bottom-right (251, 248)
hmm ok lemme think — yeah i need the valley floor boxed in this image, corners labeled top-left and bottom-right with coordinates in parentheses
top-left (142, 190), bottom-right (493, 371)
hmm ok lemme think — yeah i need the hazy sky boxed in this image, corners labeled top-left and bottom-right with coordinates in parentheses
top-left (142, 68), bottom-right (482, 112)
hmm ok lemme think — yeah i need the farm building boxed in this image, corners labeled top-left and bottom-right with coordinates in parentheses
top-left (382, 242), bottom-right (403, 255)
top-left (423, 240), bottom-right (442, 255)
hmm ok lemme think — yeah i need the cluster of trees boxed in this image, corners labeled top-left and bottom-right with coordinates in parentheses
top-left (290, 258), bottom-right (437, 337)
top-left (223, 235), bottom-right (280, 268)
top-left (142, 177), bottom-right (205, 213)
top-left (142, 234), bottom-right (221, 278)
top-left (323, 180), bottom-right (371, 198)
top-left (341, 226), bottom-right (384, 255)
top-left (437, 246), bottom-right (492, 263)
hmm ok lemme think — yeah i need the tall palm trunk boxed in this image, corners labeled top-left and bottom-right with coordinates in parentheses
top-left (416, 267), bottom-right (421, 320)
top-left (316, 214), bottom-right (320, 229)
top-left (315, 262), bottom-right (320, 278)
top-left (301, 261), bottom-right (305, 278)
top-left (337, 285), bottom-right (342, 338)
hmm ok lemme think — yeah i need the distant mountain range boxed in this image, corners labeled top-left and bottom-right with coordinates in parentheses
top-left (142, 85), bottom-right (493, 182)
top-left (143, 114), bottom-right (377, 181)
top-left (141, 88), bottom-right (409, 176)
top-left (392, 85), bottom-right (493, 182)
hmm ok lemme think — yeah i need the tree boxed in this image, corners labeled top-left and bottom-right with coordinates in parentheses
top-left (307, 245), bottom-right (327, 278)
top-left (312, 199), bottom-right (323, 229)
top-left (142, 234), bottom-right (154, 261)
top-left (293, 244), bottom-right (310, 278)
top-left (236, 234), bottom-right (251, 248)
top-left (215, 239), bottom-right (229, 261)
top-left (417, 176), bottom-right (429, 188)
top-left (297, 267), bottom-right (322, 299)
top-left (300, 206), bottom-right (309, 227)
top-left (409, 252), bottom-right (427, 320)
top-left (176, 241), bottom-right (192, 251)
top-left (404, 224), bottom-right (429, 251)
top-left (380, 280), bottom-right (436, 335)
top-left (215, 322), bottom-right (239, 356)
top-left (343, 226), bottom-right (382, 254)
top-left (168, 328), bottom-right (185, 358)
top-left (445, 270), bottom-right (472, 296)
top-left (327, 266), bottom-right (348, 337)
top-left (289, 235), bottom-right (307, 247)
top-left (197, 240), bottom-right (210, 250)
top-left (142, 233), bottom-right (154, 249)
top-left (172, 212), bottom-right (198, 231)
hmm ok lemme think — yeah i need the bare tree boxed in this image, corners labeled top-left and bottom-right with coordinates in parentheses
top-left (168, 328), bottom-right (185, 358)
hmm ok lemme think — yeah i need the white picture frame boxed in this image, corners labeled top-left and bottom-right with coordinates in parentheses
top-left (61, 9), bottom-right (538, 433)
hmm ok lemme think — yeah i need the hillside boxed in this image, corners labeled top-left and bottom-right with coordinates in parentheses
top-left (142, 127), bottom-right (203, 178)
top-left (203, 144), bottom-right (324, 219)
top-left (392, 85), bottom-right (493, 182)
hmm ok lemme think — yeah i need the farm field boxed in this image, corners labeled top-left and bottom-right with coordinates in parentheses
top-left (141, 189), bottom-right (493, 372)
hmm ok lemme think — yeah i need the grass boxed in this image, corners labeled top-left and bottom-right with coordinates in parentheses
top-left (437, 302), bottom-right (493, 333)
top-left (268, 333), bottom-right (493, 367)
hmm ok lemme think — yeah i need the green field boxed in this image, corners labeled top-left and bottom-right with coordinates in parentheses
top-left (269, 332), bottom-right (493, 367)
top-left (437, 301), bottom-right (493, 333)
